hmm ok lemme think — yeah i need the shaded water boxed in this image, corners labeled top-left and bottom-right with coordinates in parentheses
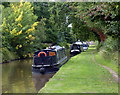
top-left (32, 72), bottom-right (54, 92)
top-left (2, 59), bottom-right (55, 93)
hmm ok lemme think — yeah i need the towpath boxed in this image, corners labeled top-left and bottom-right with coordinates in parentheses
top-left (39, 46), bottom-right (118, 93)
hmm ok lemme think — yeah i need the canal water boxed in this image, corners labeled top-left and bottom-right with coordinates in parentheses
top-left (2, 59), bottom-right (55, 93)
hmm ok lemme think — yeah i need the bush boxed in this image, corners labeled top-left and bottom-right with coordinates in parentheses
top-left (94, 37), bottom-right (118, 68)
top-left (2, 48), bottom-right (19, 62)
top-left (103, 37), bottom-right (118, 52)
top-left (98, 37), bottom-right (118, 64)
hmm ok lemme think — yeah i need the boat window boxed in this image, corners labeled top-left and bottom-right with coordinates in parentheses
top-left (49, 52), bottom-right (56, 56)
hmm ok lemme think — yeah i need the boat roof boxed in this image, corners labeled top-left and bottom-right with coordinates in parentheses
top-left (34, 45), bottom-right (64, 55)
top-left (44, 45), bottom-right (64, 51)
top-left (74, 41), bottom-right (83, 45)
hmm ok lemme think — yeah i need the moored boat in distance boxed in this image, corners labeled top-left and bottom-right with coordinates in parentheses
top-left (32, 45), bottom-right (68, 74)
top-left (70, 41), bottom-right (83, 55)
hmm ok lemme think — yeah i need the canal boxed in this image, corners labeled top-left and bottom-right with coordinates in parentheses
top-left (2, 59), bottom-right (55, 93)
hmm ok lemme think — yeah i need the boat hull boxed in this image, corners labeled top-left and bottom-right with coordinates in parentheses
top-left (32, 56), bottom-right (68, 74)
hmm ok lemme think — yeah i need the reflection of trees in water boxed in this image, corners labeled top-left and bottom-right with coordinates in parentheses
top-left (2, 59), bottom-right (55, 93)
top-left (32, 72), bottom-right (55, 92)
top-left (2, 59), bottom-right (36, 93)
top-left (8, 60), bottom-right (32, 82)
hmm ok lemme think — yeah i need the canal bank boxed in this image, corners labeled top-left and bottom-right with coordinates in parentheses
top-left (39, 47), bottom-right (118, 93)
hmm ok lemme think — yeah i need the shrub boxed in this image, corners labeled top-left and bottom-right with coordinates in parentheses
top-left (2, 48), bottom-right (19, 62)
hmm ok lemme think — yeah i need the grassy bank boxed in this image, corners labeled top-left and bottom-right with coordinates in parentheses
top-left (39, 46), bottom-right (118, 93)
top-left (88, 45), bottom-right (118, 73)
top-left (94, 53), bottom-right (118, 73)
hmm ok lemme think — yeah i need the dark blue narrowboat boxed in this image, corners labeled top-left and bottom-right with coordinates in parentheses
top-left (32, 45), bottom-right (68, 74)
top-left (70, 41), bottom-right (84, 55)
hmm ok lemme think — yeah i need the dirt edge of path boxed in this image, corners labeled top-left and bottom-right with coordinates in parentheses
top-left (92, 53), bottom-right (120, 83)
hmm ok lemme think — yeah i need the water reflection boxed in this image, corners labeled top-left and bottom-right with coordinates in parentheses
top-left (2, 59), bottom-right (55, 93)
top-left (32, 72), bottom-right (55, 92)
top-left (2, 59), bottom-right (37, 93)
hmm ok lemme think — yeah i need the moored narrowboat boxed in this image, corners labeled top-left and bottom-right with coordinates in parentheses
top-left (70, 41), bottom-right (84, 55)
top-left (70, 44), bottom-right (81, 55)
top-left (32, 45), bottom-right (67, 74)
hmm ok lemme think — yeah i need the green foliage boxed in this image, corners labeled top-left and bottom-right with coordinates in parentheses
top-left (33, 2), bottom-right (56, 43)
top-left (33, 2), bottom-right (74, 44)
top-left (2, 2), bottom-right (119, 61)
top-left (72, 17), bottom-right (98, 41)
top-left (33, 2), bottom-right (50, 21)
top-left (1, 2), bottom-right (44, 58)
top-left (71, 2), bottom-right (119, 51)
top-left (48, 2), bottom-right (70, 43)
top-left (103, 37), bottom-right (118, 52)
top-left (34, 2), bottom-right (119, 44)
top-left (98, 36), bottom-right (118, 63)
top-left (32, 18), bottom-right (47, 50)
top-left (97, 36), bottom-right (119, 66)
top-left (2, 48), bottom-right (19, 62)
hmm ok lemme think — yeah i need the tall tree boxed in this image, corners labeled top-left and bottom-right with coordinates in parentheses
top-left (33, 2), bottom-right (74, 44)
top-left (2, 2), bottom-right (40, 58)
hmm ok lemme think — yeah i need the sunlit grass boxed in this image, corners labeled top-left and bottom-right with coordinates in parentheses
top-left (40, 46), bottom-right (118, 93)
top-left (94, 53), bottom-right (118, 74)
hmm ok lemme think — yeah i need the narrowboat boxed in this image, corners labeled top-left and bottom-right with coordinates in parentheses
top-left (70, 44), bottom-right (81, 55)
top-left (32, 45), bottom-right (68, 74)
top-left (70, 41), bottom-right (84, 55)
top-left (82, 43), bottom-right (89, 51)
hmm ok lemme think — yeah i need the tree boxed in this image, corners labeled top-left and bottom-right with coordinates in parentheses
top-left (33, 2), bottom-right (74, 44)
top-left (2, 2), bottom-right (40, 58)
